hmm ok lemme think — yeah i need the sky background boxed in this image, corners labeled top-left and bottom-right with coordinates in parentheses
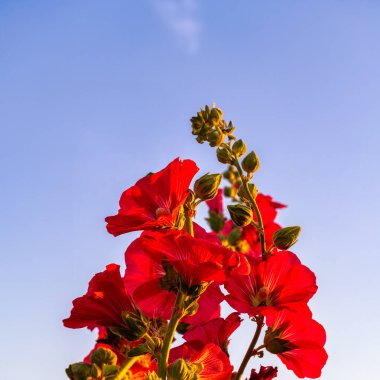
top-left (1, 1), bottom-right (379, 379)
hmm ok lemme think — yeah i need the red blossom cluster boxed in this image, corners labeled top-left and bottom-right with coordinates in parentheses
top-left (63, 106), bottom-right (327, 380)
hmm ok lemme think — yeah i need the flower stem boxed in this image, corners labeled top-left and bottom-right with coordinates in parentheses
top-left (235, 315), bottom-right (264, 380)
top-left (233, 157), bottom-right (266, 257)
top-left (157, 291), bottom-right (186, 379)
top-left (114, 356), bottom-right (138, 380)
top-left (185, 212), bottom-right (194, 237)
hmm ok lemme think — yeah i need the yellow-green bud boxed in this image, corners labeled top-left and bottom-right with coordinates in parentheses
top-left (238, 183), bottom-right (258, 202)
top-left (167, 359), bottom-right (203, 380)
top-left (145, 372), bottom-right (162, 380)
top-left (194, 173), bottom-right (222, 201)
top-left (112, 310), bottom-right (149, 341)
top-left (216, 146), bottom-right (233, 164)
top-left (209, 107), bottom-right (223, 124)
top-left (232, 139), bottom-right (247, 158)
top-left (90, 347), bottom-right (117, 367)
top-left (273, 226), bottom-right (301, 250)
top-left (242, 151), bottom-right (260, 174)
top-left (65, 362), bottom-right (92, 380)
top-left (227, 204), bottom-right (253, 227)
top-left (207, 130), bottom-right (225, 147)
top-left (224, 186), bottom-right (238, 199)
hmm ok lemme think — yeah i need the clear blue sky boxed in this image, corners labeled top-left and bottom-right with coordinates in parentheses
top-left (1, 1), bottom-right (379, 379)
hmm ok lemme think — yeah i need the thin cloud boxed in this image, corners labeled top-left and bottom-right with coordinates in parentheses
top-left (153, 0), bottom-right (201, 54)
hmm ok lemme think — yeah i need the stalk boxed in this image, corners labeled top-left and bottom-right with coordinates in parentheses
top-left (235, 315), bottom-right (264, 379)
top-left (114, 356), bottom-right (138, 380)
top-left (157, 291), bottom-right (186, 379)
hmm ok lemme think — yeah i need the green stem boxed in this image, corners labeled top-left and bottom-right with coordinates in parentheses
top-left (185, 212), bottom-right (194, 237)
top-left (114, 356), bottom-right (138, 380)
top-left (233, 158), bottom-right (266, 257)
top-left (235, 315), bottom-right (264, 380)
top-left (157, 291), bottom-right (186, 379)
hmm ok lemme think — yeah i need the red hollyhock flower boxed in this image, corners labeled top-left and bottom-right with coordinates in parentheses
top-left (249, 366), bottom-right (278, 380)
top-left (183, 312), bottom-right (242, 354)
top-left (124, 235), bottom-right (225, 321)
top-left (206, 188), bottom-right (224, 214)
top-left (169, 342), bottom-right (233, 380)
top-left (264, 310), bottom-right (327, 378)
top-left (63, 264), bottom-right (137, 330)
top-left (225, 251), bottom-right (317, 317)
top-left (105, 158), bottom-right (199, 236)
top-left (254, 194), bottom-right (286, 226)
top-left (133, 230), bottom-right (240, 288)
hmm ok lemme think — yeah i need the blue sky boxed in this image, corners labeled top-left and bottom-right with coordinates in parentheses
top-left (0, 1), bottom-right (379, 379)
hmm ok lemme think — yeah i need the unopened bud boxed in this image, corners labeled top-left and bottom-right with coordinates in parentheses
top-left (65, 362), bottom-right (92, 380)
top-left (209, 107), bottom-right (223, 124)
top-left (206, 211), bottom-right (225, 232)
top-left (242, 151), bottom-right (260, 174)
top-left (224, 186), bottom-right (238, 199)
top-left (216, 147), bottom-right (233, 164)
top-left (114, 311), bottom-right (149, 341)
top-left (207, 130), bottom-right (225, 147)
top-left (167, 359), bottom-right (203, 380)
top-left (90, 347), bottom-right (117, 367)
top-left (238, 183), bottom-right (258, 202)
top-left (227, 228), bottom-right (242, 246)
top-left (273, 226), bottom-right (301, 250)
top-left (145, 372), bottom-right (162, 380)
top-left (227, 204), bottom-right (253, 227)
top-left (232, 139), bottom-right (247, 158)
top-left (194, 173), bottom-right (222, 201)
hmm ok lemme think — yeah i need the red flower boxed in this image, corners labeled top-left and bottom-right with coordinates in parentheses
top-left (63, 264), bottom-right (137, 331)
top-left (106, 158), bottom-right (199, 236)
top-left (254, 194), bottom-right (286, 226)
top-left (169, 343), bottom-right (233, 380)
top-left (249, 366), bottom-right (278, 380)
top-left (183, 312), bottom-right (242, 353)
top-left (124, 234), bottom-right (225, 321)
top-left (206, 188), bottom-right (224, 214)
top-left (225, 251), bottom-right (317, 317)
top-left (133, 230), bottom-right (240, 288)
top-left (264, 310), bottom-right (327, 378)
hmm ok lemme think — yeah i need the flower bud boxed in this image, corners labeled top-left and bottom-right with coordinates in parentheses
top-left (227, 204), bottom-right (253, 227)
top-left (238, 183), bottom-right (258, 202)
top-left (232, 139), bottom-right (247, 158)
top-left (224, 186), bottom-right (238, 198)
top-left (209, 107), bottom-right (223, 124)
top-left (145, 372), bottom-right (162, 380)
top-left (227, 228), bottom-right (242, 246)
top-left (273, 226), bottom-right (301, 250)
top-left (216, 146), bottom-right (233, 164)
top-left (65, 362), bottom-right (92, 380)
top-left (242, 151), bottom-right (260, 174)
top-left (90, 347), bottom-right (117, 367)
top-left (110, 311), bottom-right (149, 341)
top-left (207, 130), bottom-right (225, 147)
top-left (167, 359), bottom-right (203, 380)
top-left (194, 173), bottom-right (222, 201)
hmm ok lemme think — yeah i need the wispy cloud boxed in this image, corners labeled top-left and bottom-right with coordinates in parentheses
top-left (152, 0), bottom-right (201, 54)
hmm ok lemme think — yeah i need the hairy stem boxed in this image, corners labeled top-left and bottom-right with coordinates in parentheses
top-left (235, 315), bottom-right (264, 379)
top-left (233, 157), bottom-right (266, 257)
top-left (157, 291), bottom-right (186, 379)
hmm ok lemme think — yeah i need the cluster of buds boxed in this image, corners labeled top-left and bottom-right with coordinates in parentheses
top-left (190, 105), bottom-right (235, 146)
top-left (63, 104), bottom-right (327, 380)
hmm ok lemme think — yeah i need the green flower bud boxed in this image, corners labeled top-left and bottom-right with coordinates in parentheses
top-left (102, 364), bottom-right (120, 378)
top-left (90, 364), bottom-right (102, 379)
top-left (227, 204), bottom-right (253, 227)
top-left (209, 107), bottom-right (223, 125)
top-left (194, 173), bottom-right (222, 201)
top-left (90, 347), bottom-right (117, 367)
top-left (223, 186), bottom-right (238, 199)
top-left (206, 211), bottom-right (225, 232)
top-left (207, 130), bottom-right (225, 147)
top-left (227, 228), bottom-right (242, 246)
top-left (216, 147), bottom-right (233, 164)
top-left (65, 362), bottom-right (92, 380)
top-left (237, 183), bottom-right (258, 202)
top-left (232, 139), bottom-right (247, 158)
top-left (273, 226), bottom-right (301, 250)
top-left (167, 359), bottom-right (204, 380)
top-left (177, 322), bottom-right (191, 334)
top-left (241, 151), bottom-right (260, 174)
